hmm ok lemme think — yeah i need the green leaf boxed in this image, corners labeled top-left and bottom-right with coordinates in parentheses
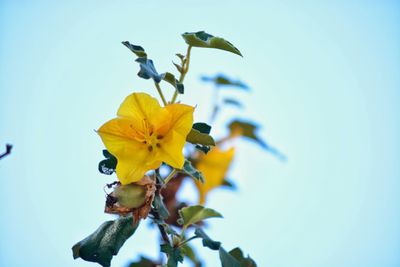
top-left (228, 247), bottom-right (257, 267)
top-left (201, 74), bottom-right (249, 90)
top-left (128, 256), bottom-right (157, 267)
top-left (161, 72), bottom-right (184, 94)
top-left (223, 98), bottom-right (244, 108)
top-left (182, 31), bottom-right (242, 56)
top-left (135, 58), bottom-right (162, 83)
top-left (98, 150), bottom-right (117, 175)
top-left (192, 122), bottom-right (212, 134)
top-left (219, 247), bottom-right (240, 267)
top-left (160, 244), bottom-right (184, 267)
top-left (186, 128), bottom-right (215, 146)
top-left (194, 227), bottom-right (221, 251)
top-left (72, 215), bottom-right (139, 267)
top-left (122, 41), bottom-right (147, 58)
top-left (178, 205), bottom-right (222, 228)
top-left (152, 193), bottom-right (170, 220)
top-left (181, 243), bottom-right (202, 267)
top-left (181, 159), bottom-right (205, 183)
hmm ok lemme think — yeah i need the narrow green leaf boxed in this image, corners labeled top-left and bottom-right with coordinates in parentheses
top-left (186, 128), bottom-right (215, 146)
top-left (192, 122), bottom-right (212, 134)
top-left (72, 215), bottom-right (139, 267)
top-left (178, 205), bottom-right (222, 228)
top-left (182, 31), bottom-right (242, 56)
top-left (181, 159), bottom-right (205, 183)
top-left (122, 41), bottom-right (147, 58)
top-left (228, 119), bottom-right (286, 161)
top-left (201, 74), bottom-right (249, 90)
top-left (194, 227), bottom-right (221, 251)
top-left (223, 98), bottom-right (244, 108)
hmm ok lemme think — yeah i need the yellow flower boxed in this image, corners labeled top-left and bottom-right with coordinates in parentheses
top-left (195, 146), bottom-right (235, 204)
top-left (98, 92), bottom-right (194, 184)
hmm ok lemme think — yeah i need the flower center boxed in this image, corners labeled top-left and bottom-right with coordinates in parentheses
top-left (131, 119), bottom-right (163, 152)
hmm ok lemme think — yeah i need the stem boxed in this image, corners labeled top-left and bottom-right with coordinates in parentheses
top-left (163, 169), bottom-right (178, 184)
top-left (154, 82), bottom-right (167, 106)
top-left (178, 235), bottom-right (200, 247)
top-left (171, 45), bottom-right (192, 103)
top-left (0, 144), bottom-right (12, 160)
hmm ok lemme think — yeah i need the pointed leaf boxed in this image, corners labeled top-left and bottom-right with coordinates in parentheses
top-left (186, 128), bottom-right (215, 146)
top-left (72, 215), bottom-right (139, 267)
top-left (122, 41), bottom-right (147, 58)
top-left (223, 98), bottom-right (244, 108)
top-left (152, 193), bottom-right (170, 220)
top-left (178, 205), bottom-right (222, 228)
top-left (182, 31), bottom-right (242, 56)
top-left (181, 159), bottom-right (205, 183)
top-left (219, 247), bottom-right (240, 267)
top-left (201, 74), bottom-right (249, 90)
top-left (160, 244), bottom-right (184, 267)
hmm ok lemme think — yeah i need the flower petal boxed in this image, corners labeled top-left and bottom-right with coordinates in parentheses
top-left (98, 117), bottom-right (160, 183)
top-left (117, 92), bottom-right (167, 127)
top-left (158, 104), bottom-right (194, 168)
top-left (195, 147), bottom-right (235, 204)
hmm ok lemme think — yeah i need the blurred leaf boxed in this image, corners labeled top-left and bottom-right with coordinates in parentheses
top-left (98, 150), bottom-right (117, 175)
top-left (178, 205), bottom-right (222, 228)
top-left (195, 144), bottom-right (211, 154)
top-left (186, 128), bottom-right (215, 146)
top-left (72, 215), bottom-right (139, 267)
top-left (193, 122), bottom-right (212, 134)
top-left (219, 247), bottom-right (240, 267)
top-left (201, 74), bottom-right (249, 90)
top-left (221, 178), bottom-right (236, 189)
top-left (161, 72), bottom-right (184, 94)
top-left (229, 247), bottom-right (257, 267)
top-left (182, 31), bottom-right (242, 56)
top-left (127, 256), bottom-right (157, 267)
top-left (135, 58), bottom-right (162, 83)
top-left (181, 243), bottom-right (202, 267)
top-left (152, 194), bottom-right (170, 220)
top-left (160, 244), bottom-right (184, 267)
top-left (229, 119), bottom-right (287, 160)
top-left (122, 41), bottom-right (147, 58)
top-left (194, 227), bottom-right (221, 251)
top-left (181, 160), bottom-right (205, 183)
top-left (223, 98), bottom-right (244, 108)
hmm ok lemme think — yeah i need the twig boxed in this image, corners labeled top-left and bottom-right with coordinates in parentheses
top-left (0, 144), bottom-right (12, 160)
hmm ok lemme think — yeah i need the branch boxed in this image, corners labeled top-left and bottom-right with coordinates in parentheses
top-left (0, 144), bottom-right (12, 160)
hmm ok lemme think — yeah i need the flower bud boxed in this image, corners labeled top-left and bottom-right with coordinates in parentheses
top-left (113, 183), bottom-right (147, 209)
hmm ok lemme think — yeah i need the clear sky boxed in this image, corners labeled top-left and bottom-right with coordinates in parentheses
top-left (1, 1), bottom-right (399, 267)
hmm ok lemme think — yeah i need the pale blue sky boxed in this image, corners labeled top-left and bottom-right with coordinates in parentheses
top-left (1, 1), bottom-right (399, 267)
